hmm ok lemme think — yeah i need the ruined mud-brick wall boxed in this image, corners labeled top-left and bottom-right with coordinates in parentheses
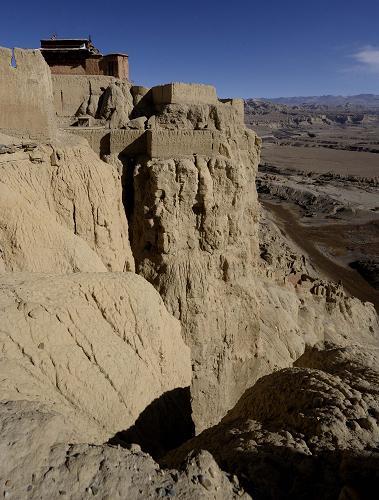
top-left (0, 48), bottom-right (56, 141)
top-left (152, 83), bottom-right (218, 105)
top-left (51, 73), bottom-right (133, 128)
top-left (51, 74), bottom-right (117, 121)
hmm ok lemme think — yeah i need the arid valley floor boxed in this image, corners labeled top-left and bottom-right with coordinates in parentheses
top-left (246, 96), bottom-right (379, 310)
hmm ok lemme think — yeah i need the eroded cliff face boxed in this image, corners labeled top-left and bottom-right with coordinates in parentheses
top-left (129, 98), bottom-right (264, 431)
top-left (0, 132), bottom-right (134, 273)
top-left (1, 55), bottom-right (378, 498)
top-left (127, 87), bottom-right (379, 432)
top-left (0, 272), bottom-right (190, 444)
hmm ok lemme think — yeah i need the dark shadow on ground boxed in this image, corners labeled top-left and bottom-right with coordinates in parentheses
top-left (108, 387), bottom-right (195, 461)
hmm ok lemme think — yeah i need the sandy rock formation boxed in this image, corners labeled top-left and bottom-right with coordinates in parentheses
top-left (164, 342), bottom-right (379, 499)
top-left (258, 207), bottom-right (315, 280)
top-left (0, 132), bottom-right (134, 273)
top-left (254, 209), bottom-right (379, 378)
top-left (256, 208), bottom-right (379, 348)
top-left (0, 401), bottom-right (249, 499)
top-left (128, 83), bottom-right (378, 434)
top-left (1, 51), bottom-right (378, 497)
top-left (254, 273), bottom-right (378, 369)
top-left (130, 93), bottom-right (262, 430)
top-left (51, 74), bottom-right (134, 127)
top-left (98, 81), bottom-right (134, 128)
top-left (0, 272), bottom-right (191, 444)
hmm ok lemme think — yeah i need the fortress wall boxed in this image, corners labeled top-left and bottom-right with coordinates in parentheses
top-left (152, 83), bottom-right (218, 105)
top-left (219, 98), bottom-right (245, 124)
top-left (70, 129), bottom-right (218, 159)
top-left (0, 47), bottom-right (56, 140)
top-left (147, 130), bottom-right (215, 158)
top-left (69, 128), bottom-right (111, 156)
top-left (68, 129), bottom-right (145, 157)
top-left (69, 129), bottom-right (215, 159)
top-left (110, 129), bottom-right (146, 156)
top-left (52, 74), bottom-right (116, 117)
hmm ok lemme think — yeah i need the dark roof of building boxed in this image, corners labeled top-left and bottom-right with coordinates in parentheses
top-left (40, 38), bottom-right (89, 42)
top-left (40, 39), bottom-right (101, 55)
top-left (39, 39), bottom-right (128, 59)
top-left (105, 53), bottom-right (129, 58)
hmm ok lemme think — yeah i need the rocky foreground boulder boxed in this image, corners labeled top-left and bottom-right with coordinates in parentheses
top-left (163, 342), bottom-right (379, 499)
top-left (0, 401), bottom-right (249, 499)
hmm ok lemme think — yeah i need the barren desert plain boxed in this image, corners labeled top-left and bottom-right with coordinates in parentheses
top-left (246, 96), bottom-right (379, 310)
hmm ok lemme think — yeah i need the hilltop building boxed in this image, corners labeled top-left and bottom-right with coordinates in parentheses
top-left (40, 37), bottom-right (129, 80)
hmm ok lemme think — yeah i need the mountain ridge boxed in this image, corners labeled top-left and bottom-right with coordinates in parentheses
top-left (254, 94), bottom-right (379, 109)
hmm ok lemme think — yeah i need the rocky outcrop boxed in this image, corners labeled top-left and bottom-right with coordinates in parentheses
top-left (0, 401), bottom-right (249, 499)
top-left (255, 207), bottom-right (379, 374)
top-left (0, 272), bottom-right (191, 444)
top-left (130, 91), bottom-right (262, 431)
top-left (52, 74), bottom-right (134, 128)
top-left (0, 132), bottom-right (134, 273)
top-left (164, 342), bottom-right (379, 499)
top-left (255, 273), bottom-right (379, 367)
top-left (128, 83), bottom-right (378, 434)
top-left (258, 206), bottom-right (316, 281)
top-left (98, 81), bottom-right (134, 128)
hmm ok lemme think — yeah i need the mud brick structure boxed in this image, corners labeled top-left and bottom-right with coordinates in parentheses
top-left (40, 38), bottom-right (129, 80)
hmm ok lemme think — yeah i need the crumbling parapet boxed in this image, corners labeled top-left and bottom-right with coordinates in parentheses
top-left (152, 83), bottom-right (218, 105)
top-left (147, 130), bottom-right (215, 158)
top-left (0, 47), bottom-right (56, 141)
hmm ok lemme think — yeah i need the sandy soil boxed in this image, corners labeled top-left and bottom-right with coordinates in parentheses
top-left (262, 144), bottom-right (379, 177)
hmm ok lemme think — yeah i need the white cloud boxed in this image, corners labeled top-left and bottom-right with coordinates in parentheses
top-left (352, 46), bottom-right (379, 72)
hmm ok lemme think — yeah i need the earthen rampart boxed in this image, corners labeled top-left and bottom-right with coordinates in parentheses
top-left (0, 48), bottom-right (56, 140)
top-left (52, 74), bottom-right (117, 118)
top-left (152, 83), bottom-right (218, 105)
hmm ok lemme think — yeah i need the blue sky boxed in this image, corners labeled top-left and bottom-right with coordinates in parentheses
top-left (1, 0), bottom-right (378, 98)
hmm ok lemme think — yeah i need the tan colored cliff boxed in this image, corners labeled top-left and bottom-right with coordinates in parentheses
top-left (0, 272), bottom-right (191, 444)
top-left (126, 83), bottom-right (379, 432)
top-left (127, 84), bottom-right (262, 431)
top-left (0, 132), bottom-right (134, 273)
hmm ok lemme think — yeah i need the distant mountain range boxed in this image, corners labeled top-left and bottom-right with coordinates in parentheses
top-left (258, 94), bottom-right (379, 109)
